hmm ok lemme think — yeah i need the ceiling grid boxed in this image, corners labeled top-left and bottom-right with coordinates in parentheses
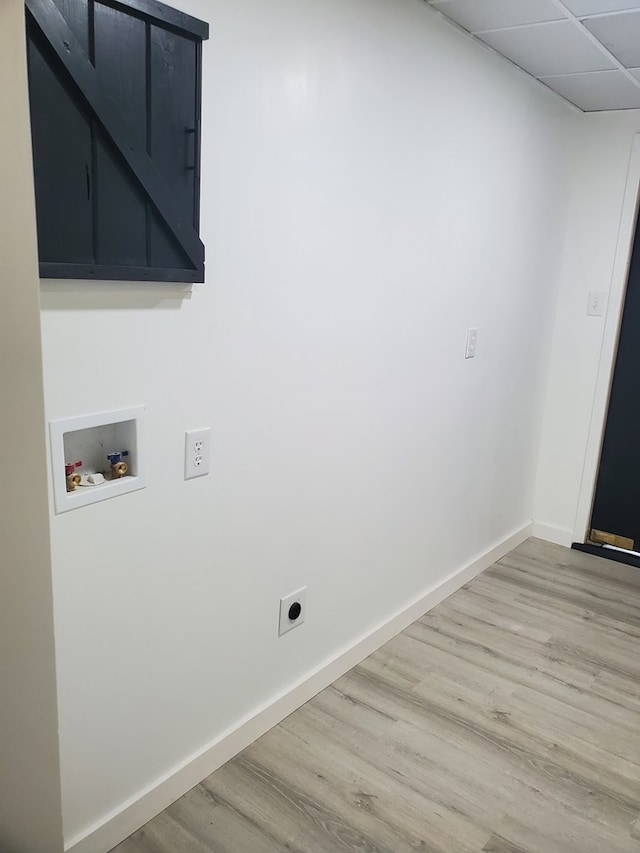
top-left (427, 0), bottom-right (640, 110)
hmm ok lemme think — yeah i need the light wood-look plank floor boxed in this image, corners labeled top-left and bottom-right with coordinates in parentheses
top-left (111, 539), bottom-right (640, 853)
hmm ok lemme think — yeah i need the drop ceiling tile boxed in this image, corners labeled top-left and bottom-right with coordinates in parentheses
top-left (430, 0), bottom-right (563, 33)
top-left (539, 69), bottom-right (640, 110)
top-left (477, 21), bottom-right (615, 77)
top-left (561, 0), bottom-right (640, 16)
top-left (583, 11), bottom-right (640, 66)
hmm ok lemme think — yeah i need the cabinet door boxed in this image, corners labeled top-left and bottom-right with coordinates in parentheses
top-left (26, 0), bottom-right (208, 283)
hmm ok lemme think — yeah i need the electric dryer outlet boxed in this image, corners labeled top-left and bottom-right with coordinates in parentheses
top-left (279, 587), bottom-right (307, 636)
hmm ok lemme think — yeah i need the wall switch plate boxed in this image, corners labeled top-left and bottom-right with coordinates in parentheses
top-left (465, 327), bottom-right (478, 359)
top-left (587, 291), bottom-right (607, 317)
top-left (279, 587), bottom-right (307, 636)
top-left (185, 428), bottom-right (210, 479)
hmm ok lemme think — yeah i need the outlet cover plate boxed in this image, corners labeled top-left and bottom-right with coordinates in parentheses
top-left (279, 587), bottom-right (307, 636)
top-left (465, 327), bottom-right (478, 359)
top-left (185, 427), bottom-right (210, 479)
top-left (587, 291), bottom-right (607, 317)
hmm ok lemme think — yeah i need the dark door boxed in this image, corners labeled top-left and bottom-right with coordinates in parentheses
top-left (590, 206), bottom-right (640, 551)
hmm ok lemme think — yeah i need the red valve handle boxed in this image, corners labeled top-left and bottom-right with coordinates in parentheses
top-left (65, 460), bottom-right (82, 476)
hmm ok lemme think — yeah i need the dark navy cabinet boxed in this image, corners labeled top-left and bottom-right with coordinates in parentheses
top-left (25, 0), bottom-right (208, 283)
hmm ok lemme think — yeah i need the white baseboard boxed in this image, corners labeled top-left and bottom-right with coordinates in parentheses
top-left (66, 522), bottom-right (533, 853)
top-left (531, 521), bottom-right (573, 548)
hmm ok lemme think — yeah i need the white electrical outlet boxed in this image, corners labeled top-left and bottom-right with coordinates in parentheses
top-left (465, 327), bottom-right (478, 359)
top-left (185, 428), bottom-right (210, 479)
top-left (279, 587), bottom-right (307, 636)
top-left (587, 291), bottom-right (607, 317)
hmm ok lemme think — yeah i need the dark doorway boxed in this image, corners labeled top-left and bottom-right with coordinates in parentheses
top-left (588, 200), bottom-right (640, 555)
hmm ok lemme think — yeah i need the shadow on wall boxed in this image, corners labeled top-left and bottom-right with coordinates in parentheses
top-left (39, 279), bottom-right (194, 311)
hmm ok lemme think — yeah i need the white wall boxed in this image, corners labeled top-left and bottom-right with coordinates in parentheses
top-left (0, 2), bottom-right (63, 851)
top-left (534, 113), bottom-right (640, 544)
top-left (39, 0), bottom-right (575, 845)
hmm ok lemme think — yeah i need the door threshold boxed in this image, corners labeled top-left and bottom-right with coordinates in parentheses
top-left (601, 542), bottom-right (640, 558)
top-left (572, 541), bottom-right (640, 569)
